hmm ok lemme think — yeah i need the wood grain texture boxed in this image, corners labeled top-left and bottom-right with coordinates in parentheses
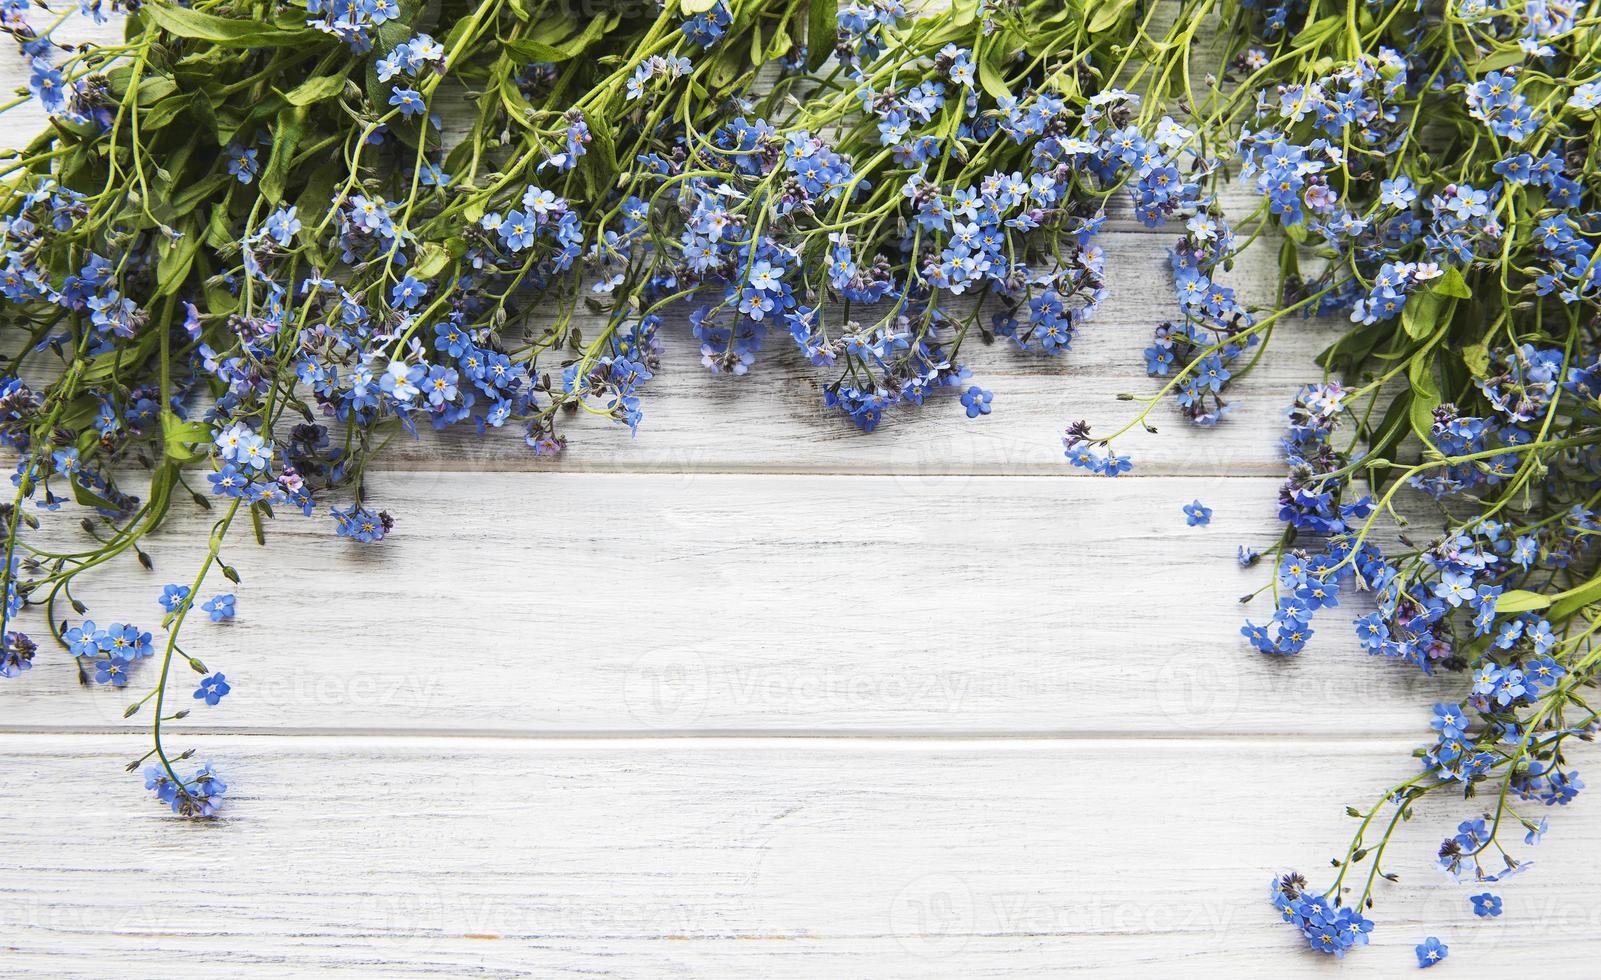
top-left (2, 734), bottom-right (1595, 978)
top-left (6, 472), bottom-right (1456, 736)
top-left (2, 9), bottom-right (1598, 979)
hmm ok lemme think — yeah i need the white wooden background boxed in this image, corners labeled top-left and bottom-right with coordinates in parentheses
top-left (5, 16), bottom-right (1601, 979)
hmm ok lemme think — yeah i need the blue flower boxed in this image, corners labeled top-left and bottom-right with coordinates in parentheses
top-left (681, 1), bottom-right (731, 47)
top-left (1098, 453), bottom-right (1133, 477)
top-left (225, 143), bottom-right (258, 183)
top-left (262, 206), bottom-right (301, 246)
top-left (1271, 875), bottom-right (1373, 957)
top-left (333, 505), bottom-right (389, 543)
top-left (1430, 703), bottom-right (1467, 737)
top-left (91, 652), bottom-right (131, 686)
top-left (1183, 500), bottom-right (1212, 526)
top-left (1379, 176), bottom-right (1416, 209)
top-left (389, 87), bottom-right (426, 117)
top-left (1469, 892), bottom-right (1502, 918)
top-left (201, 594), bottom-right (236, 622)
top-left (52, 445), bottom-right (79, 476)
top-left (193, 672), bottom-right (231, 706)
top-left (1, 631), bottom-right (35, 678)
top-left (158, 584), bottom-right (191, 612)
top-left (64, 619), bottom-right (105, 658)
top-left (423, 365), bottom-right (459, 407)
top-left (150, 762), bottom-right (228, 818)
top-left (391, 275), bottom-right (427, 309)
top-left (208, 464), bottom-right (249, 498)
top-left (1415, 937), bottom-right (1448, 968)
top-left (1352, 612), bottom-right (1390, 651)
top-left (1433, 570), bottom-right (1477, 607)
top-left (28, 58), bottom-right (69, 114)
top-left (104, 623), bottom-right (153, 660)
top-left (959, 385), bottom-right (992, 418)
top-left (497, 210), bottom-right (537, 251)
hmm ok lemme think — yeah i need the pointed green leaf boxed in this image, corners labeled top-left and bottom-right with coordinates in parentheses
top-left (284, 68), bottom-right (352, 107)
top-left (143, 3), bottom-right (325, 48)
top-left (807, 0), bottom-right (836, 71)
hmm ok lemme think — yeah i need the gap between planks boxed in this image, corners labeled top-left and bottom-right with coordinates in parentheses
top-left (0, 726), bottom-right (1418, 742)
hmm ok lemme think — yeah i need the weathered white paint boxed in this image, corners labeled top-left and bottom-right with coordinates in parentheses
top-left (2, 735), bottom-right (1596, 978)
top-left (10, 473), bottom-right (1446, 736)
top-left (1, 10), bottom-right (1595, 979)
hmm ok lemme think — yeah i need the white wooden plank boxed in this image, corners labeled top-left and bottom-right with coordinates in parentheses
top-left (1, 733), bottom-right (1596, 977)
top-left (7, 472), bottom-right (1448, 736)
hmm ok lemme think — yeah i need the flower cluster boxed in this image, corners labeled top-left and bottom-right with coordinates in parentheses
top-left (1203, 1), bottom-right (1601, 961)
top-left (1, 3), bottom-right (1600, 969)
top-left (0, 0), bottom-right (794, 817)
top-left (0, 0), bottom-right (1236, 817)
top-left (1270, 873), bottom-right (1374, 958)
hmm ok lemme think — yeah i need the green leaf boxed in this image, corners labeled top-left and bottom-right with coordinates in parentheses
top-left (1461, 339), bottom-right (1491, 379)
top-left (502, 10), bottom-right (617, 63)
top-left (204, 277), bottom-right (240, 316)
top-left (1469, 46), bottom-right (1526, 76)
top-left (705, 42), bottom-right (747, 91)
top-left (765, 24), bottom-right (793, 63)
top-left (139, 94), bottom-right (191, 132)
top-left (978, 43), bottom-right (1011, 100)
top-left (1401, 267), bottom-right (1468, 341)
top-left (261, 106), bottom-right (308, 204)
top-left (155, 225), bottom-right (200, 297)
top-left (412, 242), bottom-right (451, 280)
top-left (79, 334), bottom-right (156, 384)
top-left (1434, 265), bottom-right (1472, 299)
top-left (1400, 288), bottom-right (1451, 341)
top-left (204, 202), bottom-right (235, 250)
top-left (1290, 15), bottom-right (1343, 51)
top-left (1360, 391), bottom-right (1412, 493)
top-left (1551, 572), bottom-right (1601, 621)
top-left (1087, 0), bottom-right (1136, 33)
top-left (143, 2), bottom-right (325, 48)
top-left (187, 86), bottom-right (220, 144)
top-left (1407, 357), bottom-right (1441, 445)
top-left (169, 173), bottom-right (230, 216)
top-left (1495, 589), bottom-right (1552, 615)
top-left (284, 68), bottom-right (352, 107)
top-left (70, 478), bottom-right (123, 513)
top-left (294, 158), bottom-right (341, 220)
top-left (161, 411), bottom-right (212, 462)
top-left (502, 37), bottom-right (575, 62)
top-left (105, 68), bottom-right (178, 103)
top-left (680, 0), bottom-right (719, 13)
top-left (807, 0), bottom-right (836, 71)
